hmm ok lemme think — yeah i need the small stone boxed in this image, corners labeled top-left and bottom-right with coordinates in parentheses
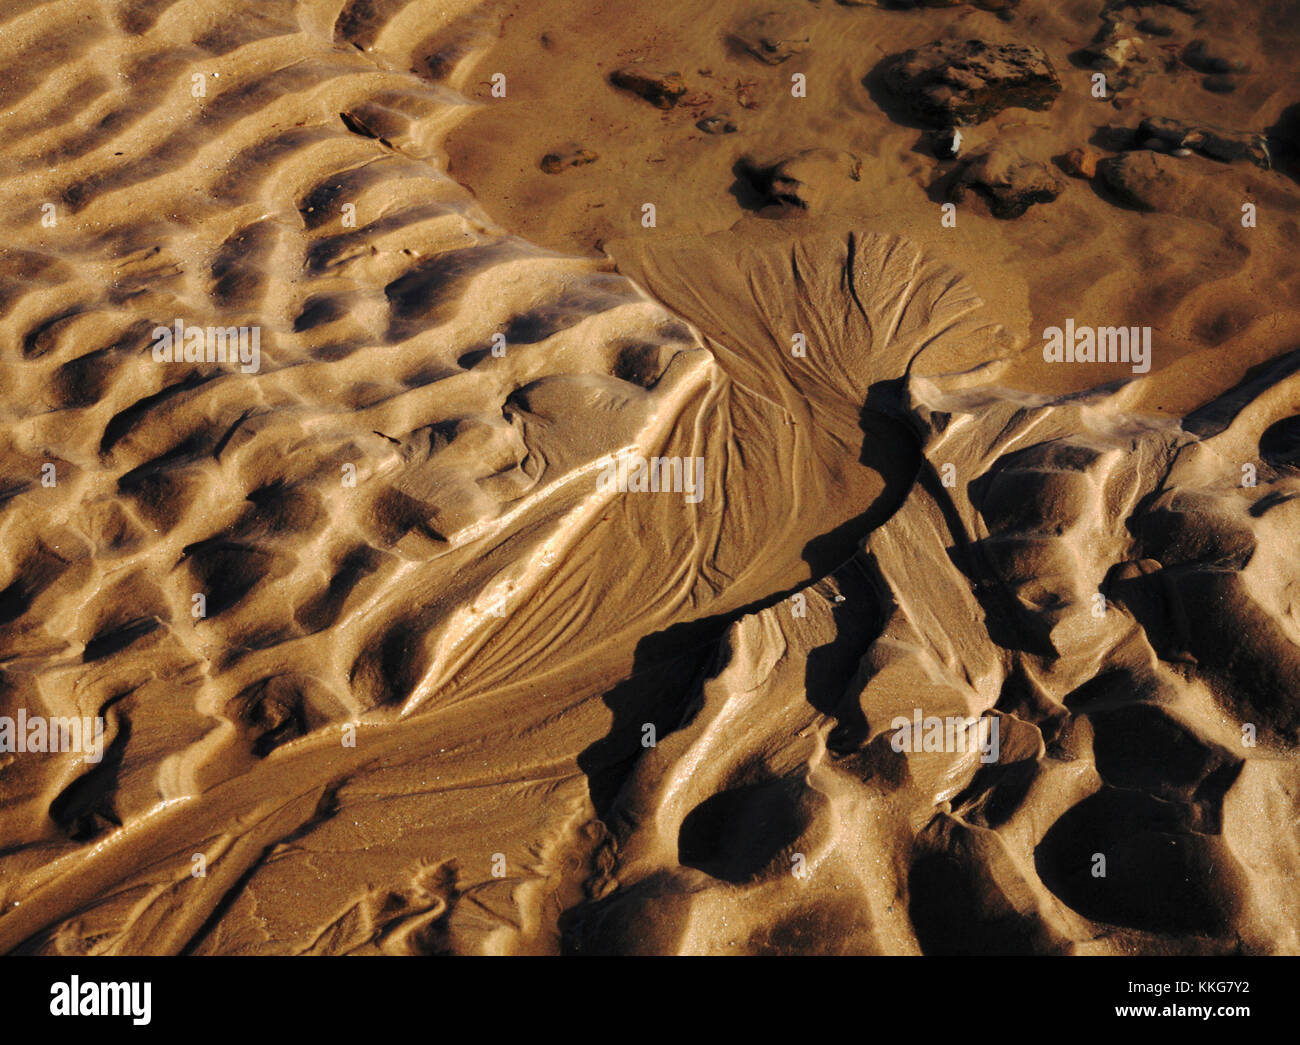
top-left (697, 115), bottom-right (738, 134)
top-left (950, 145), bottom-right (1064, 218)
top-left (540, 146), bottom-right (597, 173)
top-left (1060, 146), bottom-right (1099, 178)
top-left (1172, 148), bottom-right (1193, 157)
top-left (733, 11), bottom-right (811, 65)
top-left (610, 66), bottom-right (688, 109)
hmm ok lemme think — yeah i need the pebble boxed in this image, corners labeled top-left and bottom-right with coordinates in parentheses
top-left (609, 66), bottom-right (688, 109)
top-left (697, 115), bottom-right (738, 134)
top-left (540, 146), bottom-right (597, 174)
top-left (1060, 146), bottom-right (1100, 178)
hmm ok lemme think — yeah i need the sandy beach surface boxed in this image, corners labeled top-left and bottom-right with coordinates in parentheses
top-left (1, 0), bottom-right (1299, 954)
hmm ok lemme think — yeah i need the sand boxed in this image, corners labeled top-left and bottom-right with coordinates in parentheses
top-left (0, 0), bottom-right (1298, 955)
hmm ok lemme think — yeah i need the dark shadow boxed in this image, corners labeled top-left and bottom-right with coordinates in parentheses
top-left (1260, 414), bottom-right (1300, 468)
top-left (802, 559), bottom-right (879, 755)
top-left (923, 161), bottom-right (963, 205)
top-left (861, 55), bottom-right (935, 131)
top-left (49, 694), bottom-right (133, 843)
top-left (1065, 47), bottom-right (1098, 72)
top-left (383, 239), bottom-right (519, 340)
top-left (1034, 788), bottom-right (1237, 936)
top-left (1088, 124), bottom-right (1138, 151)
top-left (1267, 101), bottom-right (1300, 183)
top-left (677, 777), bottom-right (804, 883)
top-left (727, 157), bottom-right (796, 216)
top-left (1183, 347), bottom-right (1300, 439)
top-left (908, 846), bottom-right (1045, 955)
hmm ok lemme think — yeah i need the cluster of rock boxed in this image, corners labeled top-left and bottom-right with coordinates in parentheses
top-left (1136, 116), bottom-right (1270, 169)
top-left (548, 19), bottom-right (1295, 228)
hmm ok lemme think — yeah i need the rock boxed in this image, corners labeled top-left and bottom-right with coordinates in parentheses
top-left (1059, 146), bottom-right (1099, 178)
top-left (697, 115), bottom-right (738, 134)
top-left (1202, 75), bottom-right (1238, 94)
top-left (1099, 149), bottom-right (1195, 211)
top-left (610, 67), bottom-right (688, 109)
top-left (539, 145), bottom-right (597, 173)
top-left (881, 38), bottom-right (1061, 127)
top-left (1183, 38), bottom-right (1251, 74)
top-left (741, 149), bottom-right (862, 210)
top-left (1082, 20), bottom-right (1155, 90)
top-left (732, 11), bottom-right (810, 65)
top-left (950, 145), bottom-right (1064, 218)
top-left (1138, 116), bottom-right (1270, 169)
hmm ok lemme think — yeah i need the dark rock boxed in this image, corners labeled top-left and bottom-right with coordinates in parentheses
top-left (881, 38), bottom-right (1061, 127)
top-left (732, 11), bottom-right (810, 65)
top-left (950, 145), bottom-right (1064, 218)
top-left (1138, 116), bottom-right (1270, 169)
top-left (610, 67), bottom-right (688, 109)
top-left (540, 146), bottom-right (597, 174)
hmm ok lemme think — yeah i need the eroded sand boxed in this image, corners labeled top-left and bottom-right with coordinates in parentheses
top-left (1, 0), bottom-right (1299, 954)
